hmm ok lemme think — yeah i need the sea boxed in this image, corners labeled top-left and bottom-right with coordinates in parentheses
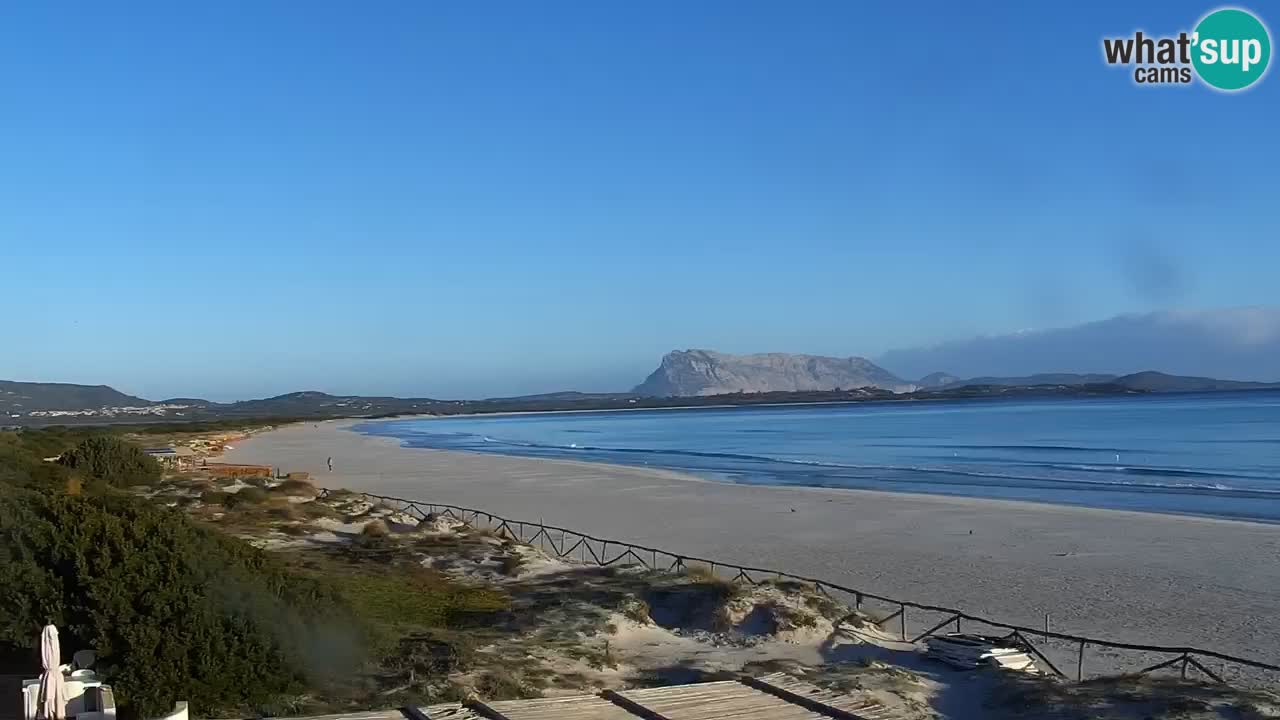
top-left (354, 391), bottom-right (1280, 522)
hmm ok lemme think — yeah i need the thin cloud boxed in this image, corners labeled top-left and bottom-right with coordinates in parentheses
top-left (1117, 241), bottom-right (1190, 303)
top-left (876, 307), bottom-right (1280, 382)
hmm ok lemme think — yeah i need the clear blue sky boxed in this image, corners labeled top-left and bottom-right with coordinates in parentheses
top-left (2, 1), bottom-right (1277, 400)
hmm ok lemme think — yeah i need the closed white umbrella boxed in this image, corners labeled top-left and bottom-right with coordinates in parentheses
top-left (38, 625), bottom-right (66, 720)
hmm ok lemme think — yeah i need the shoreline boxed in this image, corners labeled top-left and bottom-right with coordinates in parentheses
top-left (346, 386), bottom-right (1280, 423)
top-left (219, 419), bottom-right (1280, 670)
top-left (350, 414), bottom-right (1280, 527)
top-left (349, 417), bottom-right (1279, 530)
top-left (351, 391), bottom-right (1144, 422)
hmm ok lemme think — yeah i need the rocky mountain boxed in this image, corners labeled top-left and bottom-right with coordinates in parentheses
top-left (633, 350), bottom-right (916, 397)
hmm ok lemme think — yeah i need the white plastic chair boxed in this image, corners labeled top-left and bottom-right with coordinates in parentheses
top-left (72, 650), bottom-right (95, 670)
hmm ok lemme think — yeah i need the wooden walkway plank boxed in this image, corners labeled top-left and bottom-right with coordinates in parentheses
top-left (271, 711), bottom-right (406, 720)
top-left (750, 674), bottom-right (896, 719)
top-left (599, 689), bottom-right (673, 720)
top-left (483, 694), bottom-right (641, 720)
top-left (276, 674), bottom-right (900, 720)
top-left (462, 699), bottom-right (512, 720)
top-left (615, 680), bottom-right (825, 719)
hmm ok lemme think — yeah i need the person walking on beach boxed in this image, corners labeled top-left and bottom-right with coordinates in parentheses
top-left (327, 456), bottom-right (333, 472)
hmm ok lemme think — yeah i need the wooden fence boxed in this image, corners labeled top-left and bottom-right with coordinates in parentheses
top-left (319, 488), bottom-right (1280, 688)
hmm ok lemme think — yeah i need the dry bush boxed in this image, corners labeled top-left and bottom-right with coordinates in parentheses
top-left (201, 489), bottom-right (230, 506)
top-left (301, 502), bottom-right (340, 520)
top-left (620, 596), bottom-right (652, 624)
top-left (497, 554), bottom-right (525, 576)
top-left (267, 501), bottom-right (304, 522)
top-left (476, 669), bottom-right (536, 700)
top-left (226, 486), bottom-right (269, 507)
top-left (362, 519), bottom-right (390, 538)
top-left (683, 561), bottom-right (738, 592)
top-left (273, 479), bottom-right (318, 497)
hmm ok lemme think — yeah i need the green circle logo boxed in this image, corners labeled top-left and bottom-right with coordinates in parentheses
top-left (1192, 8), bottom-right (1271, 91)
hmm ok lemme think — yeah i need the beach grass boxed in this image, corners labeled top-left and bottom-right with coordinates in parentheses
top-left (287, 551), bottom-right (510, 642)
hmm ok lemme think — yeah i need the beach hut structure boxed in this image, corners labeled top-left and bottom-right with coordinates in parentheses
top-left (142, 447), bottom-right (197, 471)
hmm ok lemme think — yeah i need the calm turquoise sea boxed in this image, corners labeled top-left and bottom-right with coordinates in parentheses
top-left (355, 392), bottom-right (1280, 522)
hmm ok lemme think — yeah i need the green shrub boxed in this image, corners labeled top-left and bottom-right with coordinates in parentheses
top-left (201, 489), bottom-right (230, 506)
top-left (300, 502), bottom-right (339, 519)
top-left (225, 486), bottom-right (269, 507)
top-left (0, 486), bottom-right (360, 719)
top-left (0, 440), bottom-right (66, 489)
top-left (390, 630), bottom-right (476, 680)
top-left (273, 479), bottom-right (317, 497)
top-left (57, 437), bottom-right (161, 487)
top-left (268, 502), bottom-right (304, 522)
top-left (476, 669), bottom-right (536, 700)
top-left (318, 564), bottom-right (508, 638)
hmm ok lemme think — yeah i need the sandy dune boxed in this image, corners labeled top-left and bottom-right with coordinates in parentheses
top-left (219, 419), bottom-right (1280, 681)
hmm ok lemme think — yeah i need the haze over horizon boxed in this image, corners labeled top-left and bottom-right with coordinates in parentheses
top-left (4, 2), bottom-right (1278, 400)
top-left (5, 306), bottom-right (1278, 402)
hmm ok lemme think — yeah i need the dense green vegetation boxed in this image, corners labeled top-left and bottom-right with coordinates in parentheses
top-left (0, 427), bottom-right (104, 480)
top-left (57, 436), bottom-right (162, 486)
top-left (126, 417), bottom-right (309, 435)
top-left (288, 553), bottom-right (508, 654)
top-left (0, 433), bottom-right (68, 489)
top-left (0, 485), bottom-right (354, 718)
top-left (0, 428), bottom-right (348, 717)
top-left (0, 430), bottom-right (162, 491)
top-left (0, 425), bottom-right (511, 717)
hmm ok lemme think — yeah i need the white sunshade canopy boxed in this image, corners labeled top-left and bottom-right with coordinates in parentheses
top-left (39, 625), bottom-right (66, 720)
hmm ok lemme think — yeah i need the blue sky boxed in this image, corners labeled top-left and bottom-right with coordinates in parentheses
top-left (2, 1), bottom-right (1277, 400)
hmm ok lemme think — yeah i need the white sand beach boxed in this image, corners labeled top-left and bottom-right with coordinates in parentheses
top-left (219, 419), bottom-right (1280, 679)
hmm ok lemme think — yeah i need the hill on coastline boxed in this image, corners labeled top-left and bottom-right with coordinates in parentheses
top-left (935, 373), bottom-right (1118, 388)
top-left (3, 367), bottom-right (1278, 427)
top-left (0, 380), bottom-right (150, 411)
top-left (633, 350), bottom-right (917, 396)
top-left (921, 371), bottom-right (1278, 393)
top-left (628, 350), bottom-right (1280, 397)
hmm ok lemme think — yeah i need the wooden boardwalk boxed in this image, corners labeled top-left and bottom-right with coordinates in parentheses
top-left (396, 673), bottom-right (898, 720)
